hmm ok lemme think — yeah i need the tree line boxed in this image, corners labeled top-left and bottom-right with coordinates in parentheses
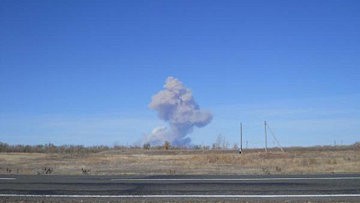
top-left (0, 142), bottom-right (111, 153)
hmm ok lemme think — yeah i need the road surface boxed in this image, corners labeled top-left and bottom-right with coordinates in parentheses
top-left (0, 174), bottom-right (360, 202)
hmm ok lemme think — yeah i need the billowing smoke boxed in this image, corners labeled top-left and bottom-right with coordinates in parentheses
top-left (143, 76), bottom-right (212, 146)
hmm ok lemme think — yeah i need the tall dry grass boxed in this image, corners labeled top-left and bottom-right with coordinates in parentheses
top-left (0, 145), bottom-right (359, 175)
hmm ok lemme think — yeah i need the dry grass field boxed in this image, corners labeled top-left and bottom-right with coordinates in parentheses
top-left (1, 145), bottom-right (359, 176)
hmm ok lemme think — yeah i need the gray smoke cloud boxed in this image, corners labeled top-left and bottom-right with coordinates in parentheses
top-left (143, 76), bottom-right (213, 146)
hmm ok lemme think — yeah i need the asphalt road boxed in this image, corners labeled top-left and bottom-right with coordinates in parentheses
top-left (0, 174), bottom-right (360, 202)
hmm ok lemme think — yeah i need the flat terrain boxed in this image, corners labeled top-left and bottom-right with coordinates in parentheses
top-left (0, 146), bottom-right (359, 175)
top-left (0, 174), bottom-right (360, 202)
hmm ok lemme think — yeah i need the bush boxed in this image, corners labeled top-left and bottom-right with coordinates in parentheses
top-left (164, 141), bottom-right (170, 150)
top-left (143, 143), bottom-right (151, 150)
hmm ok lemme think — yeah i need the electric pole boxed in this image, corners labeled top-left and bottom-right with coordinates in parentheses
top-left (264, 121), bottom-right (268, 152)
top-left (239, 122), bottom-right (243, 154)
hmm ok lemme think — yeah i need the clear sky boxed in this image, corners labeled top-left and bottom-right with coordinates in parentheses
top-left (1, 0), bottom-right (359, 147)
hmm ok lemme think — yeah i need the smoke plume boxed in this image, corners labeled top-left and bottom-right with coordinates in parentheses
top-left (143, 76), bottom-right (212, 146)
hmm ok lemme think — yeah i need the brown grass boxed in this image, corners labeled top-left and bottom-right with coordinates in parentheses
top-left (0, 146), bottom-right (359, 175)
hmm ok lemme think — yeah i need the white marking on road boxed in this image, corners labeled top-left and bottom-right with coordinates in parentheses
top-left (0, 178), bottom-right (16, 180)
top-left (111, 176), bottom-right (360, 181)
top-left (0, 194), bottom-right (360, 198)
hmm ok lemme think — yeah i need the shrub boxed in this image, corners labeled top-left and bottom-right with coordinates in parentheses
top-left (164, 141), bottom-right (170, 150)
top-left (143, 143), bottom-right (151, 150)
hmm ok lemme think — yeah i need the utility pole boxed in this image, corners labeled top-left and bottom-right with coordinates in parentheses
top-left (239, 122), bottom-right (243, 154)
top-left (264, 121), bottom-right (268, 152)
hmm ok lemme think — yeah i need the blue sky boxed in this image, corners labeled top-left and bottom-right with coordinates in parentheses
top-left (0, 0), bottom-right (359, 147)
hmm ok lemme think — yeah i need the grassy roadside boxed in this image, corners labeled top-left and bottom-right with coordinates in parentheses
top-left (1, 145), bottom-right (359, 176)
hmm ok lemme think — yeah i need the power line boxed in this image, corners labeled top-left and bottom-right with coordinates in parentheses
top-left (266, 122), bottom-right (285, 152)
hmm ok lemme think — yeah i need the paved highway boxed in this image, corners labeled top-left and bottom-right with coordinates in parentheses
top-left (0, 174), bottom-right (360, 202)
